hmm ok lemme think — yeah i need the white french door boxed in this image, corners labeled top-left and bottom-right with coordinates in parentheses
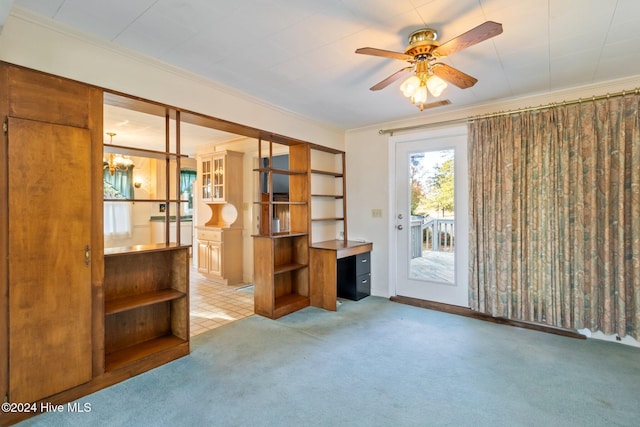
top-left (392, 126), bottom-right (469, 307)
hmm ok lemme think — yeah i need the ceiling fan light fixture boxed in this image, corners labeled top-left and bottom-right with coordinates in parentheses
top-left (355, 20), bottom-right (503, 112)
top-left (400, 75), bottom-right (421, 97)
top-left (411, 85), bottom-right (428, 104)
top-left (426, 75), bottom-right (447, 97)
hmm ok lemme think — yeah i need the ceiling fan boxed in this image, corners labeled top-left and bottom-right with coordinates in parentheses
top-left (356, 21), bottom-right (503, 110)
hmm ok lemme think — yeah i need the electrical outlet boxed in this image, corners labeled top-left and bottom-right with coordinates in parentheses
top-left (371, 209), bottom-right (382, 218)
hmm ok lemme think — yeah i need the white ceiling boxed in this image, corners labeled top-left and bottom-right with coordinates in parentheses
top-left (10, 0), bottom-right (640, 130)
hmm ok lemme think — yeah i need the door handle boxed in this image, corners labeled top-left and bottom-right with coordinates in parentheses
top-left (396, 224), bottom-right (403, 230)
top-left (85, 245), bottom-right (90, 266)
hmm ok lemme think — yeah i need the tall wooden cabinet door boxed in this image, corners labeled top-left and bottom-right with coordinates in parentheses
top-left (7, 117), bottom-right (92, 403)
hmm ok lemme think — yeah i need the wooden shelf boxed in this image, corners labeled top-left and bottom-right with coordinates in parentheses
top-left (274, 262), bottom-right (307, 275)
top-left (252, 232), bottom-right (308, 238)
top-left (103, 143), bottom-right (186, 160)
top-left (105, 335), bottom-right (187, 372)
top-left (311, 194), bottom-right (344, 199)
top-left (253, 201), bottom-right (307, 205)
top-left (312, 217), bottom-right (345, 222)
top-left (105, 289), bottom-right (186, 315)
top-left (253, 167), bottom-right (307, 175)
top-left (273, 294), bottom-right (310, 319)
top-left (104, 198), bottom-right (189, 203)
top-left (308, 143), bottom-right (343, 154)
top-left (104, 242), bottom-right (190, 257)
top-left (311, 169), bottom-right (343, 177)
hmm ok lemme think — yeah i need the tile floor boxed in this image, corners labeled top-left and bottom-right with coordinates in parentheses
top-left (189, 264), bottom-right (254, 337)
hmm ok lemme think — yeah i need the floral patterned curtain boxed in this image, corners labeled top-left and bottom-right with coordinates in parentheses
top-left (468, 93), bottom-right (640, 340)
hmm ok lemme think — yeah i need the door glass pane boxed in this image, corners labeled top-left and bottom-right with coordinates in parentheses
top-left (409, 149), bottom-right (455, 284)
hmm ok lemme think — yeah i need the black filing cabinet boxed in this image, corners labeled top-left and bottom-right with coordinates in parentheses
top-left (337, 251), bottom-right (371, 301)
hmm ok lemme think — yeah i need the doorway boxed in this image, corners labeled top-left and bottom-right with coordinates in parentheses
top-left (393, 126), bottom-right (469, 307)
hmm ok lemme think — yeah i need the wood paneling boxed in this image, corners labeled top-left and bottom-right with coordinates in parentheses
top-left (8, 117), bottom-right (93, 403)
top-left (8, 66), bottom-right (91, 128)
top-left (105, 304), bottom-right (172, 353)
top-left (104, 251), bottom-right (178, 299)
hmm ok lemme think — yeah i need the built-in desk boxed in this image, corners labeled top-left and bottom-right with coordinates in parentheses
top-left (310, 240), bottom-right (373, 310)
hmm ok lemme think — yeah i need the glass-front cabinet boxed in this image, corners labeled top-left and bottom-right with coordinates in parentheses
top-left (200, 153), bottom-right (228, 203)
top-left (198, 150), bottom-right (243, 207)
top-left (212, 155), bottom-right (225, 201)
top-left (201, 158), bottom-right (212, 200)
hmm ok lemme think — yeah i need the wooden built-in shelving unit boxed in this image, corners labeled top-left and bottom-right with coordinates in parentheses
top-left (253, 139), bottom-right (310, 318)
top-left (251, 138), bottom-right (369, 320)
top-left (102, 94), bottom-right (192, 374)
top-left (103, 243), bottom-right (189, 372)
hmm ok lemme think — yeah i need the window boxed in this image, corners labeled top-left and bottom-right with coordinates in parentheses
top-left (103, 165), bottom-right (134, 199)
top-left (103, 164), bottom-right (134, 238)
top-left (180, 169), bottom-right (197, 211)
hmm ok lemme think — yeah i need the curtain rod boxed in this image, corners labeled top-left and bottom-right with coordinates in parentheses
top-left (379, 87), bottom-right (640, 136)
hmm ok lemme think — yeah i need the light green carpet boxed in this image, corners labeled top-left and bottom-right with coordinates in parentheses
top-left (18, 297), bottom-right (640, 426)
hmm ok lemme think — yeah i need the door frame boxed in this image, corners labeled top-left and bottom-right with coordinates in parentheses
top-left (388, 124), bottom-right (469, 306)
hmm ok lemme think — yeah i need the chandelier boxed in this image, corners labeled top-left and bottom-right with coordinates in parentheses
top-left (104, 132), bottom-right (133, 175)
top-left (399, 56), bottom-right (448, 111)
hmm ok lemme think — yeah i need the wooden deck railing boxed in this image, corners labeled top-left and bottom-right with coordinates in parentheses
top-left (411, 217), bottom-right (455, 258)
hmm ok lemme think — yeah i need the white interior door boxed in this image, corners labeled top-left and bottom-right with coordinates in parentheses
top-left (393, 126), bottom-right (469, 307)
